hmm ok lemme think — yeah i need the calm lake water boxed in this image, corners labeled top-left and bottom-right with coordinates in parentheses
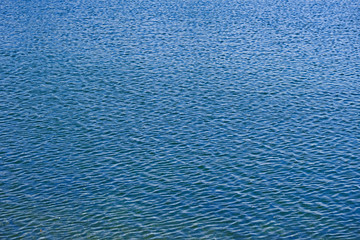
top-left (1, 0), bottom-right (359, 239)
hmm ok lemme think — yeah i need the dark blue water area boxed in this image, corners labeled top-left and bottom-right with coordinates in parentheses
top-left (0, 0), bottom-right (359, 239)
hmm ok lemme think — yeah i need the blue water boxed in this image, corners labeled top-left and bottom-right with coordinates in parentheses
top-left (1, 0), bottom-right (359, 239)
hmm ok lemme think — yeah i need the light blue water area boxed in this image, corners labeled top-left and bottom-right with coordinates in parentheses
top-left (1, 0), bottom-right (359, 239)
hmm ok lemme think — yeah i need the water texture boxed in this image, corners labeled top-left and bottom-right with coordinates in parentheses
top-left (0, 0), bottom-right (359, 239)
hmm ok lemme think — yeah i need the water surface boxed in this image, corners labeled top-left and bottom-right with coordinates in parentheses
top-left (1, 0), bottom-right (360, 239)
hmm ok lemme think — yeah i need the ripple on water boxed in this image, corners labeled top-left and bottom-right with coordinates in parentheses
top-left (1, 0), bottom-right (360, 239)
